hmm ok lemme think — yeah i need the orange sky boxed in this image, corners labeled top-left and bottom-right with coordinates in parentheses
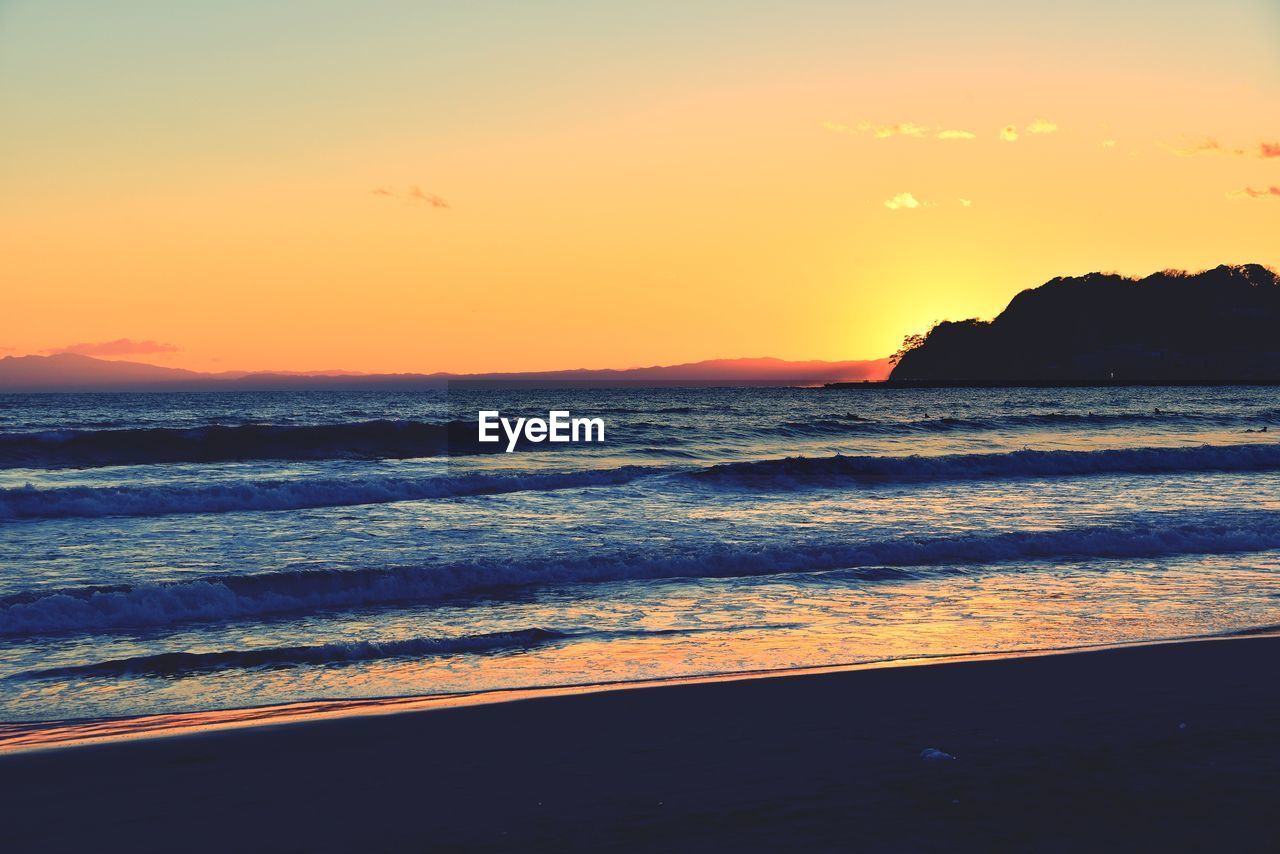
top-left (2, 1), bottom-right (1278, 373)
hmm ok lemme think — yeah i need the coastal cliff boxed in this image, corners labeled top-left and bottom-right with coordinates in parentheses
top-left (890, 265), bottom-right (1280, 383)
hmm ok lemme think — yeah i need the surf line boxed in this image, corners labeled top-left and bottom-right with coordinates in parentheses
top-left (478, 411), bottom-right (605, 453)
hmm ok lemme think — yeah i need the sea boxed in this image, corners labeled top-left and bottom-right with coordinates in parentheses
top-left (3, 386), bottom-right (1280, 727)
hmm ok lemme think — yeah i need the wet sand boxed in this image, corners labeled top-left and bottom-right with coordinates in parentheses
top-left (3, 635), bottom-right (1280, 852)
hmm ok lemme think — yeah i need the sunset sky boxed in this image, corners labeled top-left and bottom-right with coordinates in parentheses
top-left (2, 0), bottom-right (1278, 373)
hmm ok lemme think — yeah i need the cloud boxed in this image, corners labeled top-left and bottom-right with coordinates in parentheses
top-left (827, 119), bottom-right (1059, 144)
top-left (823, 120), bottom-right (940, 139)
top-left (825, 122), bottom-right (977, 142)
top-left (997, 120), bottom-right (1058, 142)
top-left (1174, 139), bottom-right (1243, 156)
top-left (884, 192), bottom-right (930, 210)
top-left (1232, 185), bottom-right (1280, 199)
top-left (372, 186), bottom-right (450, 208)
top-left (1161, 138), bottom-right (1278, 158)
top-left (881, 194), bottom-right (974, 210)
top-left (865, 121), bottom-right (926, 138)
top-left (408, 186), bottom-right (450, 208)
top-left (821, 121), bottom-right (860, 134)
top-left (1100, 139), bottom-right (1117, 148)
top-left (49, 339), bottom-right (179, 357)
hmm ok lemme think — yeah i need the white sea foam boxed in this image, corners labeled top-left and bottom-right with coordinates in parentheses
top-left (5, 510), bottom-right (1278, 636)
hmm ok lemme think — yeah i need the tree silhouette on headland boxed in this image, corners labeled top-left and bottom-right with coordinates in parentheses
top-left (889, 333), bottom-right (927, 367)
top-left (890, 264), bottom-right (1280, 383)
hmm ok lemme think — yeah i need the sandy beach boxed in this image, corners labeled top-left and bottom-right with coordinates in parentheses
top-left (6, 1), bottom-right (1279, 850)
top-left (4, 634), bottom-right (1280, 852)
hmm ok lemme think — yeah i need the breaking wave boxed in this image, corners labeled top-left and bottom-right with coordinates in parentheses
top-left (0, 466), bottom-right (664, 519)
top-left (5, 510), bottom-right (1278, 636)
top-left (8, 408), bottom-right (1270, 471)
top-left (9, 442), bottom-right (1280, 519)
top-left (19, 628), bottom-right (573, 679)
top-left (774, 409), bottom-right (1277, 438)
top-left (14, 625), bottom-right (784, 680)
top-left (695, 441), bottom-right (1280, 486)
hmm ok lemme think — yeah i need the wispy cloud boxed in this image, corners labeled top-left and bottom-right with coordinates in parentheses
top-left (999, 120), bottom-right (1060, 142)
top-left (409, 186), bottom-right (450, 208)
top-left (1100, 139), bottom-right (1117, 148)
top-left (882, 193), bottom-right (973, 211)
top-left (870, 121), bottom-right (930, 138)
top-left (372, 186), bottom-right (451, 208)
top-left (824, 121), bottom-right (974, 141)
top-left (821, 121), bottom-right (860, 134)
top-left (1163, 138), bottom-right (1279, 159)
top-left (1164, 138), bottom-right (1244, 157)
top-left (884, 192), bottom-right (926, 210)
top-left (1231, 185), bottom-right (1280, 199)
top-left (825, 119), bottom-right (1057, 144)
top-left (47, 339), bottom-right (179, 357)
top-left (823, 120), bottom-right (929, 138)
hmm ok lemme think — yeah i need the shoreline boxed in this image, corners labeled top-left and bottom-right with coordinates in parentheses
top-left (3, 630), bottom-right (1271, 755)
top-left (5, 632), bottom-right (1280, 850)
top-left (824, 378), bottom-right (1280, 389)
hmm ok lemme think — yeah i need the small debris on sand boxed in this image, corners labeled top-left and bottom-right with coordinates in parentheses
top-left (920, 748), bottom-right (957, 762)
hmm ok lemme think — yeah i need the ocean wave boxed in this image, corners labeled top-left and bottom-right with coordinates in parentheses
top-left (5, 510), bottom-right (1278, 636)
top-left (0, 420), bottom-right (514, 469)
top-left (18, 627), bottom-right (572, 679)
top-left (590, 405), bottom-right (702, 415)
top-left (775, 409), bottom-right (1276, 438)
top-left (9, 442), bottom-right (1280, 520)
top-left (12, 624), bottom-right (785, 680)
top-left (0, 466), bottom-right (663, 519)
top-left (695, 441), bottom-right (1280, 486)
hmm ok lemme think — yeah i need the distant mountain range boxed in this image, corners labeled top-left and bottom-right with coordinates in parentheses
top-left (18, 262), bottom-right (1273, 391)
top-left (0, 354), bottom-right (892, 392)
top-left (889, 264), bottom-right (1280, 384)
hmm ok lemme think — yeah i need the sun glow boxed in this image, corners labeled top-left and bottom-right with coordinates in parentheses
top-left (1, 1), bottom-right (1277, 373)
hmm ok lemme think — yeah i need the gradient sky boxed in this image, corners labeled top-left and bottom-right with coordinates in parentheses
top-left (2, 1), bottom-right (1278, 373)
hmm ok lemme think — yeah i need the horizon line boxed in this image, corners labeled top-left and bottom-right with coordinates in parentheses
top-left (2, 351), bottom-right (894, 379)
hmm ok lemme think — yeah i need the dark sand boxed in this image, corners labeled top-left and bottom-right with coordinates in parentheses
top-left (4, 636), bottom-right (1280, 853)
